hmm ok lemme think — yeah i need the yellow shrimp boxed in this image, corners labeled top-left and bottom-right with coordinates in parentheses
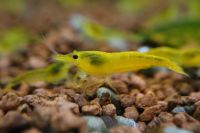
top-left (54, 51), bottom-right (187, 76)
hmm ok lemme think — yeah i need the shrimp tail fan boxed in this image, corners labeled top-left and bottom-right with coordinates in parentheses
top-left (162, 58), bottom-right (188, 77)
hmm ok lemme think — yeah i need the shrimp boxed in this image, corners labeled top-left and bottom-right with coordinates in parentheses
top-left (4, 63), bottom-right (69, 92)
top-left (54, 50), bottom-right (187, 76)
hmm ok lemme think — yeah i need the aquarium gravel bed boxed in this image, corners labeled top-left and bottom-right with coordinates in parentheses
top-left (1, 0), bottom-right (200, 133)
top-left (0, 41), bottom-right (200, 133)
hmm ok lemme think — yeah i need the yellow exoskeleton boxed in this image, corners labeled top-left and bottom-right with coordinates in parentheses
top-left (54, 50), bottom-right (187, 76)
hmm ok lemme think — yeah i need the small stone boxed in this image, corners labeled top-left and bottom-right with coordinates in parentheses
top-left (28, 56), bottom-right (46, 68)
top-left (139, 102), bottom-right (167, 122)
top-left (16, 83), bottom-right (30, 96)
top-left (0, 110), bottom-right (4, 118)
top-left (147, 117), bottom-right (161, 129)
top-left (17, 104), bottom-right (32, 114)
top-left (0, 92), bottom-right (22, 111)
top-left (23, 95), bottom-right (55, 107)
top-left (33, 88), bottom-right (52, 97)
top-left (172, 106), bottom-right (186, 114)
top-left (123, 106), bottom-right (139, 120)
top-left (115, 116), bottom-right (137, 127)
top-left (54, 88), bottom-right (76, 96)
top-left (0, 89), bottom-right (3, 99)
top-left (0, 111), bottom-right (31, 131)
top-left (178, 83), bottom-right (192, 96)
top-left (193, 105), bottom-right (200, 121)
top-left (102, 104), bottom-right (116, 116)
top-left (101, 116), bottom-right (118, 128)
top-left (119, 94), bottom-right (135, 108)
top-left (53, 94), bottom-right (68, 104)
top-left (111, 80), bottom-right (128, 94)
top-left (172, 106), bottom-right (195, 114)
top-left (90, 98), bottom-right (101, 107)
top-left (158, 112), bottom-right (173, 123)
top-left (32, 106), bottom-right (58, 128)
top-left (72, 94), bottom-right (88, 107)
top-left (190, 92), bottom-right (200, 101)
top-left (194, 101), bottom-right (200, 107)
top-left (57, 101), bottom-right (80, 115)
top-left (155, 90), bottom-right (165, 100)
top-left (174, 112), bottom-right (199, 130)
top-left (109, 125), bottom-right (141, 133)
top-left (83, 116), bottom-right (107, 132)
top-left (82, 104), bottom-right (102, 115)
top-left (99, 93), bottom-right (111, 106)
top-left (164, 126), bottom-right (193, 133)
top-left (22, 128), bottom-right (42, 133)
top-left (154, 72), bottom-right (170, 79)
top-left (137, 122), bottom-right (146, 132)
top-left (96, 87), bottom-right (117, 100)
top-left (136, 92), bottom-right (157, 108)
top-left (129, 75), bottom-right (146, 90)
top-left (51, 111), bottom-right (87, 133)
top-left (111, 74), bottom-right (130, 83)
top-left (173, 113), bottom-right (188, 127)
top-left (129, 89), bottom-right (140, 97)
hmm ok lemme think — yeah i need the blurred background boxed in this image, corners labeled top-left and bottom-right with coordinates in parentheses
top-left (0, 0), bottom-right (200, 84)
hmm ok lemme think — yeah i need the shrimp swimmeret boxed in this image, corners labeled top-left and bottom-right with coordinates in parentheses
top-left (54, 50), bottom-right (187, 76)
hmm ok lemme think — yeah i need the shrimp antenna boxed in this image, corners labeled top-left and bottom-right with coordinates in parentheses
top-left (41, 33), bottom-right (59, 55)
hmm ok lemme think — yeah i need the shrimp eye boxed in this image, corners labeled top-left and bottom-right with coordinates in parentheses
top-left (72, 54), bottom-right (78, 59)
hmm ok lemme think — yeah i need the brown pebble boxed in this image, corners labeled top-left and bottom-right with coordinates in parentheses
top-left (158, 112), bottom-right (173, 123)
top-left (54, 88), bottom-right (76, 96)
top-left (0, 92), bottom-right (22, 111)
top-left (23, 95), bottom-right (55, 107)
top-left (193, 105), bottom-right (200, 121)
top-left (33, 88), bottom-right (52, 97)
top-left (109, 125), bottom-right (141, 133)
top-left (129, 75), bottom-right (146, 90)
top-left (123, 106), bottom-right (139, 120)
top-left (0, 111), bottom-right (31, 130)
top-left (51, 111), bottom-right (87, 133)
top-left (137, 122), bottom-right (146, 132)
top-left (119, 94), bottom-right (135, 107)
top-left (16, 83), bottom-right (30, 96)
top-left (0, 89), bottom-right (3, 99)
top-left (32, 106), bottom-right (58, 128)
top-left (102, 104), bottom-right (116, 116)
top-left (111, 73), bottom-right (130, 83)
top-left (154, 72), bottom-right (170, 79)
top-left (53, 94), bottom-right (68, 104)
top-left (173, 113), bottom-right (199, 128)
top-left (136, 92), bottom-right (157, 108)
top-left (22, 128), bottom-right (42, 133)
top-left (28, 56), bottom-right (46, 68)
top-left (155, 90), bottom-right (165, 100)
top-left (82, 100), bottom-right (102, 115)
top-left (147, 117), bottom-right (161, 129)
top-left (0, 110), bottom-right (3, 118)
top-left (72, 94), bottom-right (88, 107)
top-left (17, 104), bottom-right (32, 114)
top-left (190, 92), bottom-right (200, 102)
top-left (90, 98), bottom-right (101, 106)
top-left (54, 88), bottom-right (76, 101)
top-left (99, 93), bottom-right (112, 106)
top-left (130, 89), bottom-right (140, 97)
top-left (194, 101), bottom-right (200, 107)
top-left (173, 113), bottom-right (188, 127)
top-left (139, 102), bottom-right (167, 122)
top-left (57, 101), bottom-right (80, 115)
top-left (111, 80), bottom-right (129, 94)
top-left (178, 83), bottom-right (192, 96)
